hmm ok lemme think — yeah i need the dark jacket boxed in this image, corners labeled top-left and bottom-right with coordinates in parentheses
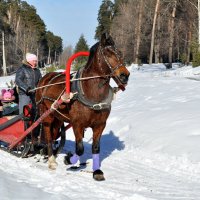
top-left (15, 62), bottom-right (42, 95)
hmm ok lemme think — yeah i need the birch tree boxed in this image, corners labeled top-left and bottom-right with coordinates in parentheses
top-left (197, 0), bottom-right (200, 51)
top-left (168, 0), bottom-right (177, 68)
top-left (135, 0), bottom-right (144, 64)
top-left (154, 11), bottom-right (161, 63)
top-left (2, 31), bottom-right (7, 76)
top-left (149, 0), bottom-right (160, 64)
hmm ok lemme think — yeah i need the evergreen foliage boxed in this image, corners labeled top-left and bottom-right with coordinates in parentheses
top-left (73, 34), bottom-right (89, 70)
top-left (0, 1), bottom-right (11, 32)
top-left (191, 42), bottom-right (200, 68)
top-left (46, 31), bottom-right (63, 59)
top-left (180, 53), bottom-right (187, 65)
top-left (1, 0), bottom-right (200, 73)
top-left (95, 0), bottom-right (114, 40)
top-left (192, 52), bottom-right (200, 67)
top-left (74, 34), bottom-right (89, 52)
top-left (0, 0), bottom-right (63, 75)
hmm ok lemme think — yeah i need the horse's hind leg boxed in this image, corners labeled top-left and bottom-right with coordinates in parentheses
top-left (64, 126), bottom-right (84, 165)
top-left (92, 124), bottom-right (106, 181)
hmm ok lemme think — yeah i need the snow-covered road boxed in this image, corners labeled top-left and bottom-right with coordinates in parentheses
top-left (0, 64), bottom-right (200, 200)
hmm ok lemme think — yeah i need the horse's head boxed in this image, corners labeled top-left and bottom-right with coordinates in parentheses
top-left (99, 33), bottom-right (130, 91)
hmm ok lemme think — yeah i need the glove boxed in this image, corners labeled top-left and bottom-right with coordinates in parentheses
top-left (25, 87), bottom-right (31, 96)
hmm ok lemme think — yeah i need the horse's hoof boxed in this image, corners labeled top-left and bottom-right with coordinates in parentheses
top-left (93, 169), bottom-right (105, 181)
top-left (64, 152), bottom-right (73, 165)
top-left (48, 162), bottom-right (58, 170)
top-left (48, 155), bottom-right (58, 170)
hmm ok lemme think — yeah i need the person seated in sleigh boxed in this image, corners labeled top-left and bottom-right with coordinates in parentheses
top-left (0, 88), bottom-right (19, 117)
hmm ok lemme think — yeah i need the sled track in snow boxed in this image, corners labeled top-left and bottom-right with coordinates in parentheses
top-left (103, 149), bottom-right (200, 200)
top-left (0, 146), bottom-right (200, 199)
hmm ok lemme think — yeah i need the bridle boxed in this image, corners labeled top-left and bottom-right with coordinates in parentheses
top-left (99, 44), bottom-right (126, 90)
top-left (99, 45), bottom-right (124, 75)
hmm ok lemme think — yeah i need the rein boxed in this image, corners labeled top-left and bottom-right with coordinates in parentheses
top-left (34, 44), bottom-right (124, 112)
top-left (31, 44), bottom-right (123, 93)
top-left (50, 88), bottom-right (71, 121)
top-left (30, 74), bottom-right (111, 92)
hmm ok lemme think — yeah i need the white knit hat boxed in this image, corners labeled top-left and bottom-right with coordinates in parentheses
top-left (26, 53), bottom-right (37, 62)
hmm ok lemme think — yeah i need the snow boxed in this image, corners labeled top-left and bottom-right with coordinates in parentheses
top-left (1, 64), bottom-right (200, 200)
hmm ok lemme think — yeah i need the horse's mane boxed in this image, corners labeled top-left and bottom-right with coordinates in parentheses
top-left (85, 42), bottom-right (99, 67)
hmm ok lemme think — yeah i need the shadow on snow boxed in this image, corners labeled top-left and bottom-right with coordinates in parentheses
top-left (62, 130), bottom-right (125, 164)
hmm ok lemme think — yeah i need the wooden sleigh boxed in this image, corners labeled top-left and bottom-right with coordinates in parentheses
top-left (0, 52), bottom-right (87, 157)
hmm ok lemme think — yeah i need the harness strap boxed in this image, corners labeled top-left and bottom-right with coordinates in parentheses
top-left (36, 73), bottom-right (64, 105)
top-left (71, 68), bottom-right (114, 110)
top-left (42, 96), bottom-right (57, 102)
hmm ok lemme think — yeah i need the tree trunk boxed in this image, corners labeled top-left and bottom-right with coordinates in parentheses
top-left (135, 0), bottom-right (143, 64)
top-left (149, 0), bottom-right (160, 64)
top-left (37, 48), bottom-right (39, 66)
top-left (168, 0), bottom-right (177, 68)
top-left (177, 34), bottom-right (180, 62)
top-left (198, 0), bottom-right (200, 51)
top-left (48, 47), bottom-right (51, 65)
top-left (187, 29), bottom-right (192, 65)
top-left (154, 12), bottom-right (161, 63)
top-left (54, 51), bottom-right (57, 66)
top-left (16, 16), bottom-right (21, 53)
top-left (2, 31), bottom-right (7, 76)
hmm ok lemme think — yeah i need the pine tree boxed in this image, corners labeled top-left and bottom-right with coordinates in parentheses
top-left (73, 34), bottom-right (89, 70)
top-left (95, 0), bottom-right (114, 40)
top-left (0, 0), bottom-right (10, 76)
top-left (0, 0), bottom-right (63, 73)
top-left (74, 34), bottom-right (89, 53)
top-left (46, 31), bottom-right (62, 65)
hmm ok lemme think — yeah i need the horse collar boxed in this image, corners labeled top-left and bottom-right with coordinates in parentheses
top-left (71, 68), bottom-right (114, 110)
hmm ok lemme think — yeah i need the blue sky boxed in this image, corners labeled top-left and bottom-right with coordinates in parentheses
top-left (25, 0), bottom-right (102, 48)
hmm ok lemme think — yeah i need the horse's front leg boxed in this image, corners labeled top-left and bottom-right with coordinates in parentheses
top-left (43, 117), bottom-right (58, 170)
top-left (64, 126), bottom-right (84, 165)
top-left (92, 124), bottom-right (106, 181)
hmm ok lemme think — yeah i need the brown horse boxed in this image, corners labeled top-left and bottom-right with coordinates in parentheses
top-left (35, 33), bottom-right (130, 180)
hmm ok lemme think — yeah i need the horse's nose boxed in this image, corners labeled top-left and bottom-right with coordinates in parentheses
top-left (120, 73), bottom-right (129, 84)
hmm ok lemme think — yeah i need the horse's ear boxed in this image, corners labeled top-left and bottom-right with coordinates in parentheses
top-left (100, 32), bottom-right (115, 47)
top-left (100, 32), bottom-right (107, 46)
top-left (107, 35), bottom-right (115, 46)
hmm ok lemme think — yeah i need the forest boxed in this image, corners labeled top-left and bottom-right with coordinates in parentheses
top-left (0, 0), bottom-right (200, 76)
top-left (0, 0), bottom-right (62, 75)
top-left (95, 0), bottom-right (200, 67)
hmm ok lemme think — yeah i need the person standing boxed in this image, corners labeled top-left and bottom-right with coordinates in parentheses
top-left (15, 53), bottom-right (42, 115)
